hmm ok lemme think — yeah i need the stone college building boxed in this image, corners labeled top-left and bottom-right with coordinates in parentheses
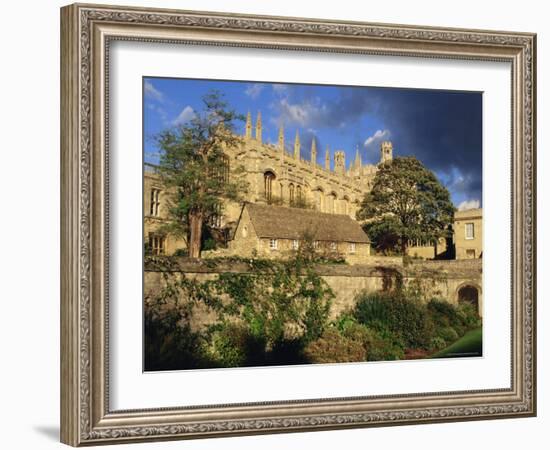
top-left (144, 111), bottom-right (482, 263)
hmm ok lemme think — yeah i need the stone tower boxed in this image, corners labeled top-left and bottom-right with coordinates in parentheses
top-left (380, 141), bottom-right (393, 164)
top-left (334, 150), bottom-right (346, 175)
top-left (294, 130), bottom-right (301, 159)
top-left (255, 111), bottom-right (262, 143)
top-left (325, 146), bottom-right (330, 171)
top-left (311, 138), bottom-right (317, 165)
top-left (278, 124), bottom-right (285, 151)
top-left (245, 111), bottom-right (252, 139)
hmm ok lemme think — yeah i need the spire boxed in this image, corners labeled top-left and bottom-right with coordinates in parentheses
top-left (334, 151), bottom-right (345, 175)
top-left (294, 130), bottom-right (301, 159)
top-left (325, 145), bottom-right (330, 171)
top-left (245, 111), bottom-right (252, 139)
top-left (354, 144), bottom-right (362, 169)
top-left (255, 111), bottom-right (262, 143)
top-left (278, 124), bottom-right (285, 151)
top-left (311, 138), bottom-right (317, 164)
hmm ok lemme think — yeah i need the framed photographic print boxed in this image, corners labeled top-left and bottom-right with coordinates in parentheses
top-left (60, 3), bottom-right (537, 446)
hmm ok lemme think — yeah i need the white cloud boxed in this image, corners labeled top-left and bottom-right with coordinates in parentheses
top-left (271, 97), bottom-right (328, 128)
top-left (363, 129), bottom-right (391, 161)
top-left (245, 83), bottom-right (264, 99)
top-left (172, 106), bottom-right (195, 126)
top-left (457, 199), bottom-right (481, 211)
top-left (144, 80), bottom-right (164, 103)
top-left (364, 129), bottom-right (391, 148)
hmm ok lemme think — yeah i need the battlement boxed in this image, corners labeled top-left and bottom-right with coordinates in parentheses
top-left (242, 111), bottom-right (390, 180)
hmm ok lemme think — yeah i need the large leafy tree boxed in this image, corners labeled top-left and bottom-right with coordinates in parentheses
top-left (155, 91), bottom-right (248, 258)
top-left (357, 157), bottom-right (455, 255)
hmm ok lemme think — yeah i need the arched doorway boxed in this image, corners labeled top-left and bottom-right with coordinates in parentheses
top-left (457, 285), bottom-right (479, 313)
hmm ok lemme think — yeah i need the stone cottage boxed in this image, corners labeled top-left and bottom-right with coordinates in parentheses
top-left (228, 202), bottom-right (371, 263)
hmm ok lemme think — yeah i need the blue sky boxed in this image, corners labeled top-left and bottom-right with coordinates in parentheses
top-left (143, 77), bottom-right (482, 210)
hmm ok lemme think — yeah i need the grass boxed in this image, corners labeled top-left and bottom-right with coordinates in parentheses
top-left (431, 327), bottom-right (482, 359)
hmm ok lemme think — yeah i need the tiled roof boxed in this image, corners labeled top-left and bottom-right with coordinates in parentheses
top-left (244, 202), bottom-right (370, 243)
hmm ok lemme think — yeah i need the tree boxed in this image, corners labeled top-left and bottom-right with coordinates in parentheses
top-left (362, 216), bottom-right (402, 255)
top-left (154, 91), bottom-right (248, 258)
top-left (356, 157), bottom-right (455, 255)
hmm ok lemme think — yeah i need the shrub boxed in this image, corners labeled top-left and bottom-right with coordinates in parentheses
top-left (333, 313), bottom-right (405, 361)
top-left (427, 299), bottom-right (458, 328)
top-left (428, 299), bottom-right (480, 332)
top-left (304, 328), bottom-right (367, 364)
top-left (202, 237), bottom-right (218, 251)
top-left (206, 323), bottom-right (249, 367)
top-left (144, 302), bottom-right (206, 371)
top-left (436, 326), bottom-right (459, 344)
top-left (456, 303), bottom-right (481, 329)
top-left (362, 326), bottom-right (405, 361)
top-left (353, 291), bottom-right (435, 349)
top-left (205, 323), bottom-right (267, 367)
top-left (429, 336), bottom-right (447, 351)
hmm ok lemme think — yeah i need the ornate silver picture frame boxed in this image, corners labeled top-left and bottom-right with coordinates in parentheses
top-left (60, 3), bottom-right (536, 446)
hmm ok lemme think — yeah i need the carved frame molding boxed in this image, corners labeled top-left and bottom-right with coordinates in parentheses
top-left (60, 3), bottom-right (536, 446)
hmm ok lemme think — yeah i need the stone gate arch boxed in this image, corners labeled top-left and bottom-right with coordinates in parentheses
top-left (455, 282), bottom-right (482, 317)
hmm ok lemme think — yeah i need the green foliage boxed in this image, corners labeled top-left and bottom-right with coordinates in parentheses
top-left (334, 315), bottom-right (405, 361)
top-left (207, 255), bottom-right (334, 349)
top-left (202, 237), bottom-right (218, 251)
top-left (436, 326), bottom-right (460, 344)
top-left (432, 327), bottom-right (482, 359)
top-left (293, 228), bottom-right (347, 265)
top-left (427, 299), bottom-right (461, 328)
top-left (204, 323), bottom-right (266, 367)
top-left (429, 337), bottom-right (447, 351)
top-left (456, 303), bottom-right (482, 329)
top-left (154, 90), bottom-right (249, 256)
top-left (303, 328), bottom-right (367, 364)
top-left (353, 291), bottom-right (435, 350)
top-left (351, 289), bottom-right (481, 356)
top-left (144, 250), bottom-right (334, 369)
top-left (361, 326), bottom-right (405, 361)
top-left (144, 296), bottom-right (208, 371)
top-left (357, 156), bottom-right (455, 254)
top-left (144, 245), bottom-right (481, 368)
top-left (363, 216), bottom-right (402, 254)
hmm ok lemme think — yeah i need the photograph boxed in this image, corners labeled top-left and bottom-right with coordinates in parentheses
top-left (142, 78), bottom-right (484, 371)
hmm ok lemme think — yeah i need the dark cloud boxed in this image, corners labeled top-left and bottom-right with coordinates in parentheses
top-left (306, 86), bottom-right (482, 204)
top-left (269, 83), bottom-right (482, 205)
top-left (369, 88), bottom-right (483, 205)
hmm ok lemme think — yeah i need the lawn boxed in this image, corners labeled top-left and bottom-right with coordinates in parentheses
top-left (431, 327), bottom-right (482, 359)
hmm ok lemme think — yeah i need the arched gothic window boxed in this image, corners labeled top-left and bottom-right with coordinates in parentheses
top-left (314, 189), bottom-right (324, 211)
top-left (264, 171), bottom-right (276, 202)
top-left (342, 196), bottom-right (350, 215)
